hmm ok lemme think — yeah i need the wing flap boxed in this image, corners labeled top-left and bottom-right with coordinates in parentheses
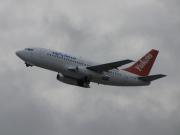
top-left (87, 59), bottom-right (134, 72)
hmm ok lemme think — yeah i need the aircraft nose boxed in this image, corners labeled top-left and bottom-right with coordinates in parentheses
top-left (16, 51), bottom-right (21, 57)
top-left (16, 50), bottom-right (24, 59)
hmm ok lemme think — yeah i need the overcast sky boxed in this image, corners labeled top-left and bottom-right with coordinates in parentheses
top-left (0, 0), bottom-right (180, 135)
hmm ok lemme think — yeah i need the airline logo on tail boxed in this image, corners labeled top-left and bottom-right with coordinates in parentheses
top-left (124, 49), bottom-right (159, 76)
top-left (135, 53), bottom-right (153, 72)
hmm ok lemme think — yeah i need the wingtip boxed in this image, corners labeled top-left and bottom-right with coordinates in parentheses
top-left (127, 59), bottom-right (135, 63)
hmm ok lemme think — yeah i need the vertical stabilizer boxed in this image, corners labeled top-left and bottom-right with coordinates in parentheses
top-left (124, 49), bottom-right (159, 76)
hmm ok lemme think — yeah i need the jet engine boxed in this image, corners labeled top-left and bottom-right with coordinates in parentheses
top-left (56, 73), bottom-right (90, 88)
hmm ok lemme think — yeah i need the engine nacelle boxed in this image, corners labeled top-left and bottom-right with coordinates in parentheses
top-left (56, 73), bottom-right (90, 88)
top-left (57, 73), bottom-right (78, 86)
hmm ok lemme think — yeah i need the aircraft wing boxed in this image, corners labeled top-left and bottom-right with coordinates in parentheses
top-left (87, 59), bottom-right (134, 72)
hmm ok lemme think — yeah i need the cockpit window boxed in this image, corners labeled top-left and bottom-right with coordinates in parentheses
top-left (25, 48), bottom-right (34, 51)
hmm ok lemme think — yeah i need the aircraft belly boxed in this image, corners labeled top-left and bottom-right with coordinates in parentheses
top-left (92, 75), bottom-right (149, 86)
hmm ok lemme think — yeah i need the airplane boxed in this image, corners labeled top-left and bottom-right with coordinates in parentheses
top-left (16, 48), bottom-right (166, 88)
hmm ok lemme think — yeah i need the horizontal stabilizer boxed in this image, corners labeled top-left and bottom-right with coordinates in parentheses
top-left (87, 59), bottom-right (134, 72)
top-left (138, 74), bottom-right (166, 82)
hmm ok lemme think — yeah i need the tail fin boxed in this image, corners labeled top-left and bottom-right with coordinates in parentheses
top-left (124, 49), bottom-right (159, 76)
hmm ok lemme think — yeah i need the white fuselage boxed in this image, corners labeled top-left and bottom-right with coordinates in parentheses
top-left (16, 48), bottom-right (150, 87)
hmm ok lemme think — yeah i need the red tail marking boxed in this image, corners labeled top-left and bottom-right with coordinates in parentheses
top-left (124, 49), bottom-right (159, 76)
